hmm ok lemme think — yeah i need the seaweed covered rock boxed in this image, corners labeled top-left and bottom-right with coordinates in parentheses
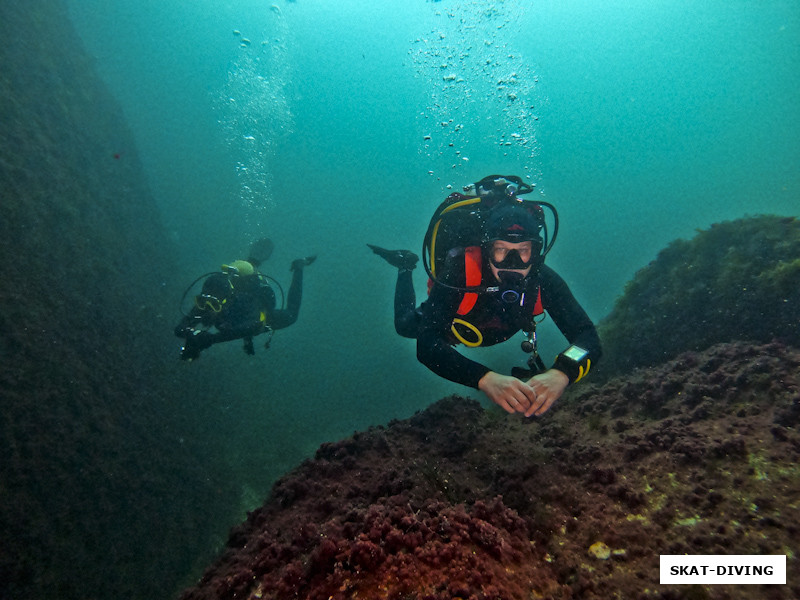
top-left (597, 215), bottom-right (800, 378)
top-left (180, 342), bottom-right (800, 600)
top-left (187, 495), bottom-right (556, 600)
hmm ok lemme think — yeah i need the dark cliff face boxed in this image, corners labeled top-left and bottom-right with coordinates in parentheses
top-left (0, 2), bottom-right (234, 599)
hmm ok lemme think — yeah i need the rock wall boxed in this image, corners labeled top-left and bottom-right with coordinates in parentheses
top-left (596, 215), bottom-right (800, 379)
top-left (0, 2), bottom-right (235, 598)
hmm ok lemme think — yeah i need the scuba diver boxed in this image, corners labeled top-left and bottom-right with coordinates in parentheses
top-left (369, 174), bottom-right (601, 417)
top-left (174, 237), bottom-right (316, 361)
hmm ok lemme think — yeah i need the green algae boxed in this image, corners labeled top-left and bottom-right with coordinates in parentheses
top-left (597, 215), bottom-right (800, 378)
top-left (748, 451), bottom-right (770, 481)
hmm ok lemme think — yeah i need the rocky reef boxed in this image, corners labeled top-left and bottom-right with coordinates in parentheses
top-left (180, 340), bottom-right (800, 600)
top-left (596, 215), bottom-right (800, 378)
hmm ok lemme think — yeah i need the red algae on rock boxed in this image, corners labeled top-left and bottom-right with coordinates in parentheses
top-left (182, 341), bottom-right (800, 600)
top-left (290, 496), bottom-right (561, 600)
top-left (186, 495), bottom-right (565, 600)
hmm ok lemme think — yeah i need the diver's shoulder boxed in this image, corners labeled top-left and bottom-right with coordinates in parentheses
top-left (537, 264), bottom-right (561, 280)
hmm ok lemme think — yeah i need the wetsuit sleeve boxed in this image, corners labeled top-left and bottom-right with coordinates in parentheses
top-left (416, 258), bottom-right (492, 389)
top-left (539, 265), bottom-right (602, 382)
top-left (270, 268), bottom-right (303, 330)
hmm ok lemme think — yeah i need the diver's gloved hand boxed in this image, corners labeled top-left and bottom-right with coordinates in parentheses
top-left (291, 255), bottom-right (317, 271)
top-left (367, 244), bottom-right (418, 271)
top-left (179, 331), bottom-right (213, 361)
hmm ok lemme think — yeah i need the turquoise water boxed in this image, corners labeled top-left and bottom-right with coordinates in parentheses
top-left (66, 0), bottom-right (799, 513)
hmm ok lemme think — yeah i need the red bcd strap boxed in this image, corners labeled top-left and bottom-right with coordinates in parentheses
top-left (456, 246), bottom-right (482, 315)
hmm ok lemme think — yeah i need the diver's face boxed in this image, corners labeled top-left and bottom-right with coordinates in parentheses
top-left (489, 240), bottom-right (533, 281)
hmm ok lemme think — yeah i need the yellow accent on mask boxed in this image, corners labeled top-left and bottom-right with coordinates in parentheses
top-left (195, 294), bottom-right (224, 313)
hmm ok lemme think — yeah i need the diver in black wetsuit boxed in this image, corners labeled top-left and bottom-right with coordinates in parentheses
top-left (174, 238), bottom-right (315, 361)
top-left (369, 175), bottom-right (601, 417)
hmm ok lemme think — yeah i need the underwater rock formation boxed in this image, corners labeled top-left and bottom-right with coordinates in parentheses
top-left (596, 215), bottom-right (800, 378)
top-left (1, 2), bottom-right (237, 598)
top-left (180, 340), bottom-right (800, 600)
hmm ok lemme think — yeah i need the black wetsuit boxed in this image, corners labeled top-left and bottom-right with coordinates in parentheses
top-left (395, 249), bottom-right (601, 388)
top-left (175, 268), bottom-right (304, 357)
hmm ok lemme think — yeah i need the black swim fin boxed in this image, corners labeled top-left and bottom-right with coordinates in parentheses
top-left (367, 244), bottom-right (418, 270)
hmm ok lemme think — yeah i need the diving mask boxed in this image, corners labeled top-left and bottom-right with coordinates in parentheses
top-left (490, 247), bottom-right (534, 270)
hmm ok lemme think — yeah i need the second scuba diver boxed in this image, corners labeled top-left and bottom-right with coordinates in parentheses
top-left (369, 174), bottom-right (601, 417)
top-left (175, 237), bottom-right (316, 361)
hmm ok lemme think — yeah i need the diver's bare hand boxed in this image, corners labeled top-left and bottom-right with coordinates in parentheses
top-left (478, 371), bottom-right (536, 414)
top-left (524, 369), bottom-right (569, 417)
